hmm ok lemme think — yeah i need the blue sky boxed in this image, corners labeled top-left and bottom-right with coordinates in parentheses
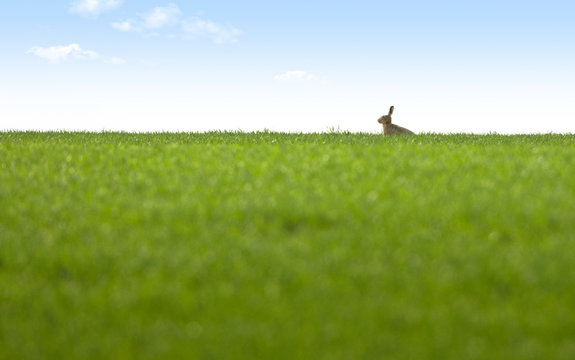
top-left (1, 0), bottom-right (574, 133)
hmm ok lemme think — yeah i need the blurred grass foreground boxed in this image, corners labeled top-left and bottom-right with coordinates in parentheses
top-left (1, 131), bottom-right (575, 359)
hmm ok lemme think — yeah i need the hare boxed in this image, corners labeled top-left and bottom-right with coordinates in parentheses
top-left (378, 106), bottom-right (414, 135)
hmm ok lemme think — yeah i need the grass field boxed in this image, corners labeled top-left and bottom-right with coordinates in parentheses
top-left (1, 131), bottom-right (575, 359)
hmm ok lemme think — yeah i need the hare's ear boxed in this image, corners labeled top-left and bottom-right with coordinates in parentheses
top-left (388, 106), bottom-right (394, 116)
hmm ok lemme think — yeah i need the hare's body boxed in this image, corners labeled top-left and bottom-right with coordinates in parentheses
top-left (382, 123), bottom-right (414, 135)
top-left (377, 106), bottom-right (414, 135)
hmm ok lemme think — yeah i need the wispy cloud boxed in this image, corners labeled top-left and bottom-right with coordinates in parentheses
top-left (274, 71), bottom-right (316, 82)
top-left (182, 17), bottom-right (242, 44)
top-left (112, 3), bottom-right (182, 33)
top-left (70, 0), bottom-right (123, 16)
top-left (112, 20), bottom-right (137, 32)
top-left (141, 3), bottom-right (182, 29)
top-left (106, 57), bottom-right (127, 64)
top-left (112, 3), bottom-right (242, 44)
top-left (27, 44), bottom-right (125, 64)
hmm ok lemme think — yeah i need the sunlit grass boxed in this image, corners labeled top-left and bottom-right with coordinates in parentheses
top-left (1, 131), bottom-right (575, 359)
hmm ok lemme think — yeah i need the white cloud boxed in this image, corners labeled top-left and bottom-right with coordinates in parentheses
top-left (274, 71), bottom-right (316, 82)
top-left (140, 3), bottom-right (182, 29)
top-left (106, 57), bottom-right (126, 64)
top-left (27, 44), bottom-right (98, 63)
top-left (182, 17), bottom-right (242, 44)
top-left (112, 20), bottom-right (138, 32)
top-left (28, 44), bottom-right (125, 64)
top-left (70, 0), bottom-right (123, 15)
top-left (112, 3), bottom-right (182, 32)
top-left (111, 4), bottom-right (242, 44)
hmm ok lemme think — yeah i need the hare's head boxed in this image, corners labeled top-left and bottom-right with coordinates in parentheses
top-left (377, 106), bottom-right (394, 125)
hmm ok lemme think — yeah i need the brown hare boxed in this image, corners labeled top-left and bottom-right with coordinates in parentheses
top-left (378, 106), bottom-right (414, 135)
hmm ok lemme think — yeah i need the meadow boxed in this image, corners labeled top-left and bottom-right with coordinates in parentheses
top-left (1, 131), bottom-right (575, 359)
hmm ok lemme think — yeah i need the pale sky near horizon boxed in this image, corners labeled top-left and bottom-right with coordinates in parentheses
top-left (1, 1), bottom-right (574, 133)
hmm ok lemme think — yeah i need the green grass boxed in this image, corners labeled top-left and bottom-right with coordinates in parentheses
top-left (1, 131), bottom-right (575, 359)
